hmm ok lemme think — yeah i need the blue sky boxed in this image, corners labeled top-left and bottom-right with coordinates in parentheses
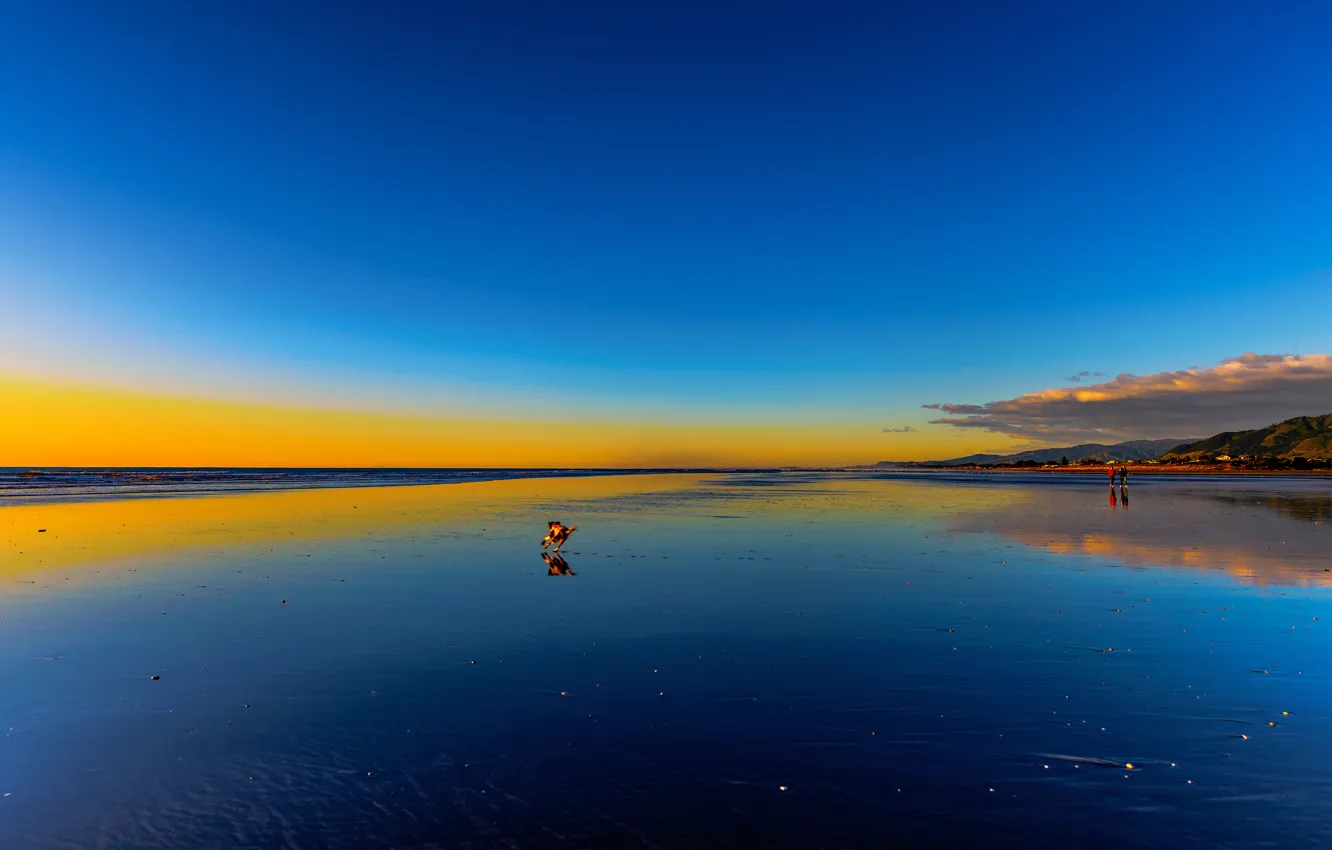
top-left (2, 1), bottom-right (1331, 457)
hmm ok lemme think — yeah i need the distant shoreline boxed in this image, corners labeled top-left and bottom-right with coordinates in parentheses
top-left (4, 466), bottom-right (1328, 508)
top-left (860, 464), bottom-right (1332, 478)
top-left (0, 467), bottom-right (721, 507)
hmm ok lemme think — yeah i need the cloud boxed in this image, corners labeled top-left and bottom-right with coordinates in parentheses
top-left (882, 425), bottom-right (916, 433)
top-left (1062, 371), bottom-right (1105, 383)
top-left (925, 353), bottom-right (1332, 443)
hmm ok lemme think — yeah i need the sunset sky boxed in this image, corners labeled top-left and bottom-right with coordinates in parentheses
top-left (3, 1), bottom-right (1331, 466)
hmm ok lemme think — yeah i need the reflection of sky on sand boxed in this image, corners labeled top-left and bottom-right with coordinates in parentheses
top-left (945, 478), bottom-right (1332, 586)
top-left (5, 471), bottom-right (1328, 592)
top-left (3, 471), bottom-right (1332, 848)
top-left (0, 474), bottom-right (711, 587)
top-left (0, 471), bottom-right (1030, 587)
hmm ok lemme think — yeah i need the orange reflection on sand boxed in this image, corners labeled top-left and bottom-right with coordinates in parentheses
top-left (0, 473), bottom-right (710, 585)
top-left (953, 485), bottom-right (1332, 587)
top-left (1030, 534), bottom-right (1330, 586)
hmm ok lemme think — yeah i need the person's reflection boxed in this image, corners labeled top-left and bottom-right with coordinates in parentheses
top-left (542, 551), bottom-right (576, 576)
top-left (1109, 488), bottom-right (1117, 509)
top-left (1120, 485), bottom-right (1128, 510)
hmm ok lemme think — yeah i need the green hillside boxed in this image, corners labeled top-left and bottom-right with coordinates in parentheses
top-left (1160, 413), bottom-right (1332, 462)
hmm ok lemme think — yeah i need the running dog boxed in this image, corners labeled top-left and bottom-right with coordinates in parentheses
top-left (541, 521), bottom-right (576, 552)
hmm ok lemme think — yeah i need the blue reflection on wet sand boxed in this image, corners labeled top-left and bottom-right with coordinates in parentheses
top-left (1, 472), bottom-right (1330, 848)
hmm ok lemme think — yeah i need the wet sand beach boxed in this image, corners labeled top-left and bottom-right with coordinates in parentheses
top-left (2, 471), bottom-right (1330, 848)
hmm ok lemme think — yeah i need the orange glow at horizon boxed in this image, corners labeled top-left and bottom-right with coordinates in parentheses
top-left (1, 374), bottom-right (977, 467)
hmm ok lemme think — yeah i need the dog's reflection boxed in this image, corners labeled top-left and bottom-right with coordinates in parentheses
top-left (542, 551), bottom-right (576, 576)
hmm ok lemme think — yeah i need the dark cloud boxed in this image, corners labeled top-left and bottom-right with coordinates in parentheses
top-left (927, 353), bottom-right (1332, 442)
top-left (1062, 370), bottom-right (1106, 383)
top-left (924, 403), bottom-right (986, 415)
top-left (882, 425), bottom-right (916, 433)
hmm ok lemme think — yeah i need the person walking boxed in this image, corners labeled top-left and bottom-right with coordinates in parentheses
top-left (1119, 466), bottom-right (1128, 485)
top-left (1108, 466), bottom-right (1116, 486)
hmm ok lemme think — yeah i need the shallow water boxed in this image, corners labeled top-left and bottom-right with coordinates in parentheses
top-left (2, 471), bottom-right (1330, 848)
top-left (0, 467), bottom-right (661, 506)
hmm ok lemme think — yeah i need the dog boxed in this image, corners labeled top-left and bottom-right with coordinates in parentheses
top-left (541, 521), bottom-right (576, 552)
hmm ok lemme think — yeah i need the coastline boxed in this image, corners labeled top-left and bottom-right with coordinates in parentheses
top-left (4, 463), bottom-right (1329, 508)
top-left (863, 464), bottom-right (1332, 478)
top-left (0, 467), bottom-right (728, 507)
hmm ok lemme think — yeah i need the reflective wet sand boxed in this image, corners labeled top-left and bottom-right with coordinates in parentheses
top-left (1, 472), bottom-right (1330, 848)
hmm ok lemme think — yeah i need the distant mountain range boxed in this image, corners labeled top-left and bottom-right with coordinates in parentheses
top-left (870, 437), bottom-right (1194, 467)
top-left (867, 412), bottom-right (1332, 467)
top-left (1160, 413), bottom-right (1332, 461)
